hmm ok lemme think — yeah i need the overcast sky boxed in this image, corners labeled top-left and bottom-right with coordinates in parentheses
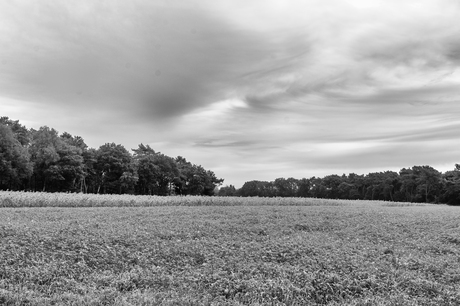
top-left (1, 0), bottom-right (460, 187)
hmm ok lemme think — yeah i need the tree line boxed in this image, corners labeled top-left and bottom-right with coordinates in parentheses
top-left (219, 165), bottom-right (460, 204)
top-left (0, 117), bottom-right (223, 195)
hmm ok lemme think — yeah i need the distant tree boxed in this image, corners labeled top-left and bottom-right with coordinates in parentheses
top-left (28, 127), bottom-right (86, 192)
top-left (399, 168), bottom-right (417, 202)
top-left (54, 140), bottom-right (85, 191)
top-left (381, 171), bottom-right (400, 201)
top-left (441, 164), bottom-right (460, 205)
top-left (0, 117), bottom-right (30, 146)
top-left (0, 124), bottom-right (33, 189)
top-left (61, 132), bottom-right (88, 151)
top-left (297, 178), bottom-right (311, 197)
top-left (29, 127), bottom-right (61, 191)
top-left (239, 180), bottom-right (271, 197)
top-left (218, 185), bottom-right (237, 196)
top-left (337, 182), bottom-right (355, 199)
top-left (174, 156), bottom-right (223, 195)
top-left (188, 165), bottom-right (222, 196)
top-left (310, 177), bottom-right (327, 198)
top-left (94, 143), bottom-right (136, 194)
top-left (274, 177), bottom-right (299, 197)
top-left (174, 156), bottom-right (193, 195)
top-left (362, 172), bottom-right (398, 201)
top-left (347, 173), bottom-right (365, 199)
top-left (81, 148), bottom-right (98, 193)
top-left (412, 166), bottom-right (442, 203)
top-left (322, 174), bottom-right (343, 198)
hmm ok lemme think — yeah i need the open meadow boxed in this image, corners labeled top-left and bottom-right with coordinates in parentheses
top-left (1, 192), bottom-right (460, 305)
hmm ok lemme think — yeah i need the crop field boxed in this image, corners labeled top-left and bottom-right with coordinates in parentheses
top-left (1, 192), bottom-right (460, 305)
top-left (0, 191), bottom-right (376, 208)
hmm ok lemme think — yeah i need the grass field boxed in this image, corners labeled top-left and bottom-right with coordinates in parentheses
top-left (1, 194), bottom-right (460, 305)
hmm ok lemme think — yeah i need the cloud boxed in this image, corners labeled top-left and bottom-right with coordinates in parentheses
top-left (0, 0), bottom-right (312, 125)
top-left (1, 0), bottom-right (460, 187)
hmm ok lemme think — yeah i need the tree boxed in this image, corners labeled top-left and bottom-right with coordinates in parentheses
top-left (322, 174), bottom-right (344, 199)
top-left (239, 180), bottom-right (278, 197)
top-left (174, 156), bottom-right (194, 195)
top-left (381, 171), bottom-right (400, 201)
top-left (273, 177), bottom-right (299, 197)
top-left (0, 124), bottom-right (33, 189)
top-left (297, 178), bottom-right (311, 197)
top-left (362, 172), bottom-right (400, 201)
top-left (345, 173), bottom-right (364, 199)
top-left (0, 118), bottom-right (225, 195)
top-left (218, 185), bottom-right (237, 196)
top-left (310, 177), bottom-right (327, 198)
top-left (94, 143), bottom-right (137, 194)
top-left (441, 164), bottom-right (460, 205)
top-left (53, 140), bottom-right (85, 191)
top-left (29, 127), bottom-right (62, 191)
top-left (81, 148), bottom-right (98, 193)
top-left (28, 127), bottom-right (86, 192)
top-left (0, 117), bottom-right (30, 146)
top-left (399, 168), bottom-right (417, 202)
top-left (174, 156), bottom-right (223, 195)
top-left (412, 166), bottom-right (442, 203)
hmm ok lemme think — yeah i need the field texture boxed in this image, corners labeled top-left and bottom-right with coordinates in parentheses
top-left (1, 195), bottom-right (460, 305)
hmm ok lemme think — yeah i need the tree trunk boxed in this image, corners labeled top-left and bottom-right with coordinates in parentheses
top-left (425, 183), bottom-right (428, 203)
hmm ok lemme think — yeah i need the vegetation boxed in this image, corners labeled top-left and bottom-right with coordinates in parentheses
top-left (0, 191), bottom-right (370, 208)
top-left (1, 199), bottom-right (459, 305)
top-left (0, 117), bottom-right (223, 195)
top-left (223, 166), bottom-right (460, 205)
top-left (1, 116), bottom-right (459, 204)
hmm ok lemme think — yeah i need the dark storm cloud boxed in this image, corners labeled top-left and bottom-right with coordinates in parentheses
top-left (0, 0), bottom-right (310, 125)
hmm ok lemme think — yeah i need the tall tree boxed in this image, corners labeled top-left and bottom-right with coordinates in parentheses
top-left (134, 144), bottom-right (178, 196)
top-left (297, 178), bottom-right (311, 197)
top-left (323, 174), bottom-right (344, 199)
top-left (0, 117), bottom-right (30, 146)
top-left (441, 164), bottom-right (460, 205)
top-left (0, 124), bottom-right (33, 189)
top-left (29, 127), bottom-right (62, 191)
top-left (412, 166), bottom-right (442, 203)
top-left (95, 143), bottom-right (137, 194)
top-left (274, 177), bottom-right (299, 197)
top-left (174, 156), bottom-right (223, 195)
top-left (28, 127), bottom-right (86, 192)
top-left (399, 168), bottom-right (417, 202)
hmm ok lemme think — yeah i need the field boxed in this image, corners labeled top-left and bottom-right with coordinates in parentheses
top-left (1, 192), bottom-right (460, 305)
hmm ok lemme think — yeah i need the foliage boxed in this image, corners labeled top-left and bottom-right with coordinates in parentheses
top-left (175, 156), bottom-right (223, 196)
top-left (0, 118), bottom-right (223, 196)
top-left (441, 164), bottom-right (460, 205)
top-left (218, 185), bottom-right (237, 196)
top-left (237, 167), bottom-right (458, 205)
top-left (1, 116), bottom-right (458, 203)
top-left (95, 143), bottom-right (137, 194)
top-left (0, 125), bottom-right (33, 189)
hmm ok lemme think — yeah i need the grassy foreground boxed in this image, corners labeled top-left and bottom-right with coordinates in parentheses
top-left (1, 200), bottom-right (460, 305)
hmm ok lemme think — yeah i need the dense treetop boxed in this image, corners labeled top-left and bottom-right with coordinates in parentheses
top-left (220, 166), bottom-right (460, 205)
top-left (0, 117), bottom-right (223, 195)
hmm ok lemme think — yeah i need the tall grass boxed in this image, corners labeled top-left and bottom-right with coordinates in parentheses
top-left (0, 190), bottom-right (405, 207)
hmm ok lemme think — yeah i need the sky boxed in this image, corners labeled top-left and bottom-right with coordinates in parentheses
top-left (1, 0), bottom-right (460, 187)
